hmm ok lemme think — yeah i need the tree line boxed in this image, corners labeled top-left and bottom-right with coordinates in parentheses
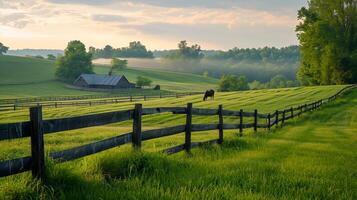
top-left (90, 41), bottom-right (153, 58)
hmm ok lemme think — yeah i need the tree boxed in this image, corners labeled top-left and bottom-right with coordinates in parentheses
top-left (249, 80), bottom-right (265, 90)
top-left (102, 45), bottom-right (114, 58)
top-left (90, 42), bottom-right (153, 58)
top-left (203, 71), bottom-right (209, 77)
top-left (269, 75), bottom-right (287, 88)
top-left (0, 42), bottom-right (9, 55)
top-left (136, 76), bottom-right (152, 87)
top-left (218, 75), bottom-right (249, 92)
top-left (109, 58), bottom-right (127, 75)
top-left (166, 40), bottom-right (203, 59)
top-left (35, 55), bottom-right (44, 59)
top-left (47, 54), bottom-right (56, 60)
top-left (296, 0), bottom-right (357, 85)
top-left (55, 40), bottom-right (93, 82)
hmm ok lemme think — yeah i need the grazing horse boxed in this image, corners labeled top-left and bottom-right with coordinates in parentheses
top-left (203, 89), bottom-right (215, 101)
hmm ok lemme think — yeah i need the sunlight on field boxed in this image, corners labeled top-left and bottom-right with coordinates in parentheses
top-left (0, 87), bottom-right (355, 199)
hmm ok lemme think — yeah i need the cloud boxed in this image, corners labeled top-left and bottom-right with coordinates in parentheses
top-left (121, 22), bottom-right (297, 49)
top-left (0, 13), bottom-right (30, 28)
top-left (46, 0), bottom-right (307, 13)
top-left (46, 0), bottom-right (114, 5)
top-left (1, 0), bottom-right (304, 49)
top-left (91, 14), bottom-right (129, 23)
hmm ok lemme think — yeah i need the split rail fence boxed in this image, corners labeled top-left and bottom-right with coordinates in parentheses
top-left (0, 92), bottom-right (202, 112)
top-left (0, 85), bottom-right (355, 180)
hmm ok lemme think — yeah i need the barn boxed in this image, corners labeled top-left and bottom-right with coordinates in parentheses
top-left (73, 74), bottom-right (136, 89)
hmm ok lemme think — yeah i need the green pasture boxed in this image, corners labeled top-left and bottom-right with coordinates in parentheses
top-left (0, 85), bottom-right (354, 199)
top-left (0, 55), bottom-right (218, 99)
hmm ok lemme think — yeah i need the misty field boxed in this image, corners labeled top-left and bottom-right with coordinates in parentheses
top-left (0, 55), bottom-right (218, 98)
top-left (0, 85), bottom-right (355, 199)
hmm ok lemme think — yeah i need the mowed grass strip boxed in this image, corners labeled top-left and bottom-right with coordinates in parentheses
top-left (0, 87), bottom-right (355, 199)
top-left (0, 85), bottom-right (347, 160)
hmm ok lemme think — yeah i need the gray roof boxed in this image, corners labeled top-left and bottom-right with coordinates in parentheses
top-left (76, 74), bottom-right (125, 86)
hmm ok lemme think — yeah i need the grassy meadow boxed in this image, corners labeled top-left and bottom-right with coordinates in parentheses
top-left (0, 55), bottom-right (218, 99)
top-left (0, 85), bottom-right (355, 199)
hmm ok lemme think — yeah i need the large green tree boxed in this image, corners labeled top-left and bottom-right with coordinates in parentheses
top-left (296, 0), bottom-right (357, 85)
top-left (0, 42), bottom-right (9, 55)
top-left (55, 40), bottom-right (93, 82)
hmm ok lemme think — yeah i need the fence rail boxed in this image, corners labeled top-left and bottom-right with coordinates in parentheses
top-left (0, 85), bottom-right (355, 179)
top-left (0, 92), bottom-right (203, 112)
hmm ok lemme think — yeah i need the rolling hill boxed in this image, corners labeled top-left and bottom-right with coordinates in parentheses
top-left (0, 55), bottom-right (218, 99)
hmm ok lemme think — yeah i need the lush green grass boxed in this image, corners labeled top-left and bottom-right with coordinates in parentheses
top-left (0, 55), bottom-right (55, 85)
top-left (0, 85), bottom-right (355, 199)
top-left (0, 55), bottom-right (218, 99)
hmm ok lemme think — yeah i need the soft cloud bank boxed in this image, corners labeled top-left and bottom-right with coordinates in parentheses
top-left (0, 0), bottom-right (307, 49)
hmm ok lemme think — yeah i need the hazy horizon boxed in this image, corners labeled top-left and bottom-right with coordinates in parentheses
top-left (0, 0), bottom-right (307, 50)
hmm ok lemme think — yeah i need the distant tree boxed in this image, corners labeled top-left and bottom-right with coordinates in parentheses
top-left (136, 76), bottom-right (152, 88)
top-left (35, 55), bottom-right (44, 59)
top-left (166, 40), bottom-right (203, 59)
top-left (218, 75), bottom-right (249, 92)
top-left (203, 71), bottom-right (209, 77)
top-left (269, 75), bottom-right (287, 88)
top-left (90, 42), bottom-right (153, 58)
top-left (109, 58), bottom-right (127, 75)
top-left (55, 40), bottom-right (93, 82)
top-left (249, 80), bottom-right (265, 90)
top-left (0, 42), bottom-right (9, 55)
top-left (47, 54), bottom-right (56, 60)
top-left (102, 45), bottom-right (114, 58)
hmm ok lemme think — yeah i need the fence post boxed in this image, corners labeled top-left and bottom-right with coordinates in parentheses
top-left (290, 107), bottom-right (293, 118)
top-left (254, 109), bottom-right (258, 132)
top-left (300, 105), bottom-right (303, 116)
top-left (267, 114), bottom-right (271, 131)
top-left (29, 106), bottom-right (45, 180)
top-left (130, 95), bottom-right (133, 102)
top-left (282, 110), bottom-right (286, 126)
top-left (185, 103), bottom-right (192, 153)
top-left (144, 95), bottom-right (146, 101)
top-left (218, 105), bottom-right (223, 144)
top-left (160, 93), bottom-right (162, 98)
top-left (239, 109), bottom-right (243, 134)
top-left (275, 110), bottom-right (279, 127)
top-left (13, 104), bottom-right (16, 111)
top-left (132, 104), bottom-right (142, 150)
top-left (55, 102), bottom-right (57, 108)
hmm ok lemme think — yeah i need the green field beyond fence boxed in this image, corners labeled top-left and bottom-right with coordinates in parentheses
top-left (0, 85), bottom-right (354, 179)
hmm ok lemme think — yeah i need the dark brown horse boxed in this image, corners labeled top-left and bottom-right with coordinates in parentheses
top-left (203, 89), bottom-right (215, 101)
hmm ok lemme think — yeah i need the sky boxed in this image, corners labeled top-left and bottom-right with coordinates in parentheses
top-left (0, 0), bottom-right (307, 50)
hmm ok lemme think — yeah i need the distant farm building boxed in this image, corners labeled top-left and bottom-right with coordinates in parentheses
top-left (73, 74), bottom-right (136, 89)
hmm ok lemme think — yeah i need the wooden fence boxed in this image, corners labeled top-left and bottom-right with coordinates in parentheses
top-left (0, 92), bottom-right (202, 112)
top-left (0, 85), bottom-right (354, 180)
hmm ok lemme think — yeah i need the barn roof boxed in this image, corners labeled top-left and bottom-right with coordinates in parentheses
top-left (76, 74), bottom-right (125, 86)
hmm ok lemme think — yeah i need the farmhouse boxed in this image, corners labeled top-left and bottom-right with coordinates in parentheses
top-left (73, 74), bottom-right (136, 89)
